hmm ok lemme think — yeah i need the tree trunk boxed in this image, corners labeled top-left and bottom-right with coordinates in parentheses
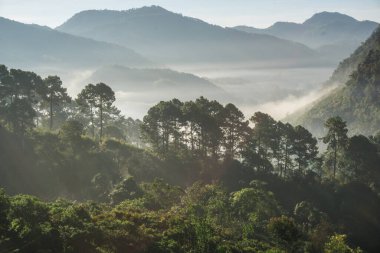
top-left (284, 143), bottom-right (288, 177)
top-left (90, 105), bottom-right (95, 138)
top-left (190, 123), bottom-right (194, 151)
top-left (49, 93), bottom-right (53, 130)
top-left (100, 99), bottom-right (103, 141)
top-left (298, 159), bottom-right (302, 175)
top-left (333, 145), bottom-right (337, 179)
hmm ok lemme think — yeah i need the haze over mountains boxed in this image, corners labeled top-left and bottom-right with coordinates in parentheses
top-left (56, 6), bottom-right (318, 67)
top-left (234, 12), bottom-right (379, 64)
top-left (0, 17), bottom-right (150, 70)
top-left (87, 65), bottom-right (231, 117)
top-left (88, 65), bottom-right (220, 93)
top-left (0, 6), bottom-right (378, 119)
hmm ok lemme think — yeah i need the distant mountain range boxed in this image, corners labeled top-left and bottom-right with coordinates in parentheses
top-left (287, 26), bottom-right (380, 136)
top-left (0, 17), bottom-right (150, 70)
top-left (234, 12), bottom-right (379, 64)
top-left (56, 6), bottom-right (319, 67)
top-left (2, 6), bottom-right (379, 121)
top-left (2, 7), bottom-right (377, 71)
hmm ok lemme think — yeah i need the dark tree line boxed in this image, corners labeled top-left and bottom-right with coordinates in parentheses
top-left (141, 98), bottom-right (319, 178)
top-left (141, 97), bottom-right (250, 159)
top-left (141, 98), bottom-right (380, 185)
top-left (1, 64), bottom-right (379, 186)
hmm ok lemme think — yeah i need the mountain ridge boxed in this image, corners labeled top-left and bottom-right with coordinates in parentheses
top-left (56, 6), bottom-right (321, 67)
top-left (233, 12), bottom-right (378, 64)
top-left (88, 64), bottom-right (223, 92)
top-left (303, 11), bottom-right (358, 26)
top-left (0, 16), bottom-right (150, 70)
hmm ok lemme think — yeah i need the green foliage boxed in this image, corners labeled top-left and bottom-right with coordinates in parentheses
top-left (324, 234), bottom-right (363, 253)
top-left (76, 82), bottom-right (116, 140)
top-left (231, 183), bottom-right (280, 220)
top-left (43, 75), bottom-right (71, 130)
top-left (109, 177), bottom-right (143, 205)
top-left (141, 178), bottom-right (183, 210)
top-left (0, 189), bottom-right (10, 238)
top-left (293, 201), bottom-right (326, 232)
top-left (344, 135), bottom-right (380, 183)
top-left (7, 194), bottom-right (60, 251)
top-left (59, 120), bottom-right (84, 143)
top-left (267, 216), bottom-right (302, 250)
top-left (0, 173), bottom-right (380, 252)
top-left (142, 97), bottom-right (241, 160)
top-left (323, 116), bottom-right (348, 179)
top-left (293, 125), bottom-right (318, 174)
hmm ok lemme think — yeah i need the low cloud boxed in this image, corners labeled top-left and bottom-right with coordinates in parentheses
top-left (240, 84), bottom-right (338, 120)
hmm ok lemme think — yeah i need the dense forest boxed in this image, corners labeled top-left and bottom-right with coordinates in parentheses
top-left (1, 62), bottom-right (380, 253)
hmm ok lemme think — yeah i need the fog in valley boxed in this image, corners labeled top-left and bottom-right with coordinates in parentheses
top-left (38, 64), bottom-right (332, 120)
top-left (4, 6), bottom-right (371, 121)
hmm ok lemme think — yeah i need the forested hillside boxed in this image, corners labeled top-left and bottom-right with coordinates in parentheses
top-left (289, 26), bottom-right (380, 136)
top-left (1, 64), bottom-right (380, 252)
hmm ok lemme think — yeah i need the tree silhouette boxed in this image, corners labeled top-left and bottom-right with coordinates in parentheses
top-left (77, 83), bottom-right (115, 139)
top-left (93, 83), bottom-right (115, 140)
top-left (323, 116), bottom-right (348, 179)
top-left (43, 76), bottom-right (71, 130)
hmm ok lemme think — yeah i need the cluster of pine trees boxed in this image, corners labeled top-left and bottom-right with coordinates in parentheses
top-left (0, 64), bottom-right (143, 144)
top-left (141, 98), bottom-right (380, 187)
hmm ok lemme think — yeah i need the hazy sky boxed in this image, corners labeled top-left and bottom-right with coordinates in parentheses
top-left (0, 0), bottom-right (379, 28)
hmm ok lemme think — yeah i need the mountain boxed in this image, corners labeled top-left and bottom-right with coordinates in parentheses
top-left (87, 65), bottom-right (229, 99)
top-left (56, 6), bottom-right (318, 66)
top-left (234, 12), bottom-right (378, 64)
top-left (327, 24), bottom-right (380, 85)
top-left (0, 17), bottom-right (150, 70)
top-left (88, 65), bottom-right (222, 92)
top-left (287, 26), bottom-right (380, 136)
top-left (87, 65), bottom-right (232, 118)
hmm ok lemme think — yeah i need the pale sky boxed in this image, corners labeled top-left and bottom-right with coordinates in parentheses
top-left (0, 0), bottom-right (379, 28)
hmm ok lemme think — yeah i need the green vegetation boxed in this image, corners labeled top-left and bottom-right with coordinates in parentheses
top-left (1, 64), bottom-right (380, 252)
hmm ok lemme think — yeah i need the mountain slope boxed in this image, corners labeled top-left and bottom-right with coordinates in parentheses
top-left (0, 17), bottom-right (150, 69)
top-left (288, 27), bottom-right (380, 136)
top-left (87, 65), bottom-right (232, 118)
top-left (327, 24), bottom-right (380, 85)
top-left (234, 12), bottom-right (378, 64)
top-left (56, 6), bottom-right (318, 66)
top-left (87, 65), bottom-right (224, 93)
